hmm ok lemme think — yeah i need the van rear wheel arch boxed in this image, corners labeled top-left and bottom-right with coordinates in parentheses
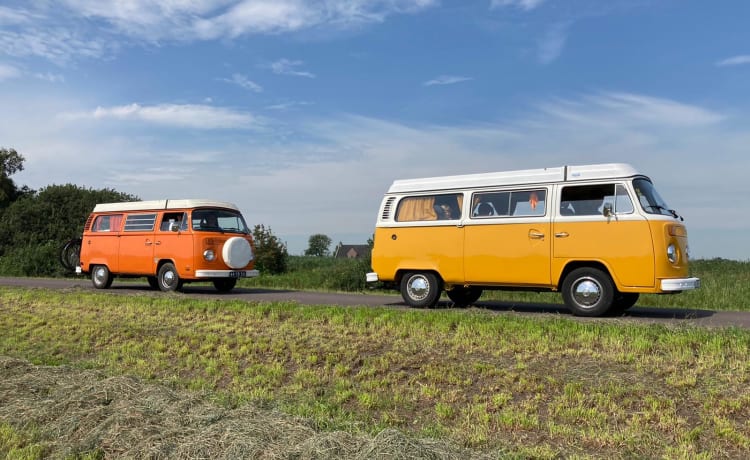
top-left (91, 265), bottom-right (113, 289)
top-left (398, 270), bottom-right (443, 308)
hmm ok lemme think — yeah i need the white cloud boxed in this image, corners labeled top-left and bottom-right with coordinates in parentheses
top-left (220, 73), bottom-right (263, 92)
top-left (1, 90), bottom-right (747, 259)
top-left (537, 22), bottom-right (569, 64)
top-left (270, 58), bottom-right (315, 78)
top-left (423, 75), bottom-right (473, 86)
top-left (490, 0), bottom-right (546, 11)
top-left (715, 55), bottom-right (750, 67)
top-left (0, 1), bottom-right (439, 62)
top-left (539, 92), bottom-right (724, 127)
top-left (65, 103), bottom-right (260, 129)
top-left (0, 62), bottom-right (21, 81)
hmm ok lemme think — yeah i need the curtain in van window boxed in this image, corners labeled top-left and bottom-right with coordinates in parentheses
top-left (396, 196), bottom-right (437, 221)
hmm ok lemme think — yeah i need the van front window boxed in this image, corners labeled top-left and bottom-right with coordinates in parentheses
top-left (192, 209), bottom-right (250, 233)
top-left (633, 178), bottom-right (677, 218)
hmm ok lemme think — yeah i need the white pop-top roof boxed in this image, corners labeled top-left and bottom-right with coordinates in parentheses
top-left (386, 163), bottom-right (642, 194)
top-left (92, 199), bottom-right (240, 213)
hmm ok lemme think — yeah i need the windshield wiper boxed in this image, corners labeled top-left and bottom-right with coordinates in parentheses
top-left (646, 205), bottom-right (682, 220)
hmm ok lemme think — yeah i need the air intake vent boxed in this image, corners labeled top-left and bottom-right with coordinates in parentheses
top-left (381, 197), bottom-right (396, 220)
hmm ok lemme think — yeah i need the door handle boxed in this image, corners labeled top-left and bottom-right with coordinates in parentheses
top-left (144, 240), bottom-right (153, 246)
top-left (555, 232), bottom-right (569, 238)
top-left (154, 241), bottom-right (161, 246)
top-left (528, 230), bottom-right (545, 240)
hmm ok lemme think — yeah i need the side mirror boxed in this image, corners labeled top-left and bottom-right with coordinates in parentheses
top-left (602, 203), bottom-right (614, 218)
top-left (170, 222), bottom-right (180, 232)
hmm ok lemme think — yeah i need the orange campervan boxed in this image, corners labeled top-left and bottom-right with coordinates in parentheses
top-left (77, 199), bottom-right (258, 292)
top-left (366, 163), bottom-right (700, 316)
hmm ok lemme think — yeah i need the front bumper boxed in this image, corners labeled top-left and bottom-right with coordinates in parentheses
top-left (195, 269), bottom-right (259, 278)
top-left (366, 272), bottom-right (379, 283)
top-left (660, 277), bottom-right (701, 291)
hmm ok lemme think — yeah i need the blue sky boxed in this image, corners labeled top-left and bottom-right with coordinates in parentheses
top-left (1, 0), bottom-right (749, 259)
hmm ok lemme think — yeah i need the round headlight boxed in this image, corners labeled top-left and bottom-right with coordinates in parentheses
top-left (203, 249), bottom-right (216, 261)
top-left (667, 244), bottom-right (677, 264)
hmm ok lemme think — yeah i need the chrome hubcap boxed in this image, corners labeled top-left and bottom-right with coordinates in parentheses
top-left (573, 278), bottom-right (601, 308)
top-left (407, 276), bottom-right (429, 300)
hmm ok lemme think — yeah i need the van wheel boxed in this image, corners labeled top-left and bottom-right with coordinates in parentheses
top-left (147, 276), bottom-right (159, 290)
top-left (400, 272), bottom-right (441, 308)
top-left (213, 278), bottom-right (237, 293)
top-left (91, 265), bottom-right (113, 289)
top-left (157, 263), bottom-right (181, 292)
top-left (447, 286), bottom-right (483, 307)
top-left (561, 267), bottom-right (614, 317)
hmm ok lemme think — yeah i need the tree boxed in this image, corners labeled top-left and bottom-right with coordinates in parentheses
top-left (305, 234), bottom-right (332, 257)
top-left (251, 224), bottom-right (288, 274)
top-left (0, 184), bottom-right (138, 276)
top-left (0, 148), bottom-right (28, 208)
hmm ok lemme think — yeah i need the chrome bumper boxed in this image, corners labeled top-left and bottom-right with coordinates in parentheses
top-left (366, 272), bottom-right (379, 283)
top-left (661, 277), bottom-right (700, 291)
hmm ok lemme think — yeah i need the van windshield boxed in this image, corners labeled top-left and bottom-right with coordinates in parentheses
top-left (632, 178), bottom-right (678, 218)
top-left (192, 209), bottom-right (250, 234)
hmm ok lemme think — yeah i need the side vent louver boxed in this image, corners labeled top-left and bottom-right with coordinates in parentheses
top-left (381, 197), bottom-right (396, 220)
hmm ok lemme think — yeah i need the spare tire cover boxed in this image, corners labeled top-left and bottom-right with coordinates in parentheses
top-left (222, 237), bottom-right (253, 269)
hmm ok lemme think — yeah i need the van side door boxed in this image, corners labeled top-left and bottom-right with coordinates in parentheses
top-left (118, 212), bottom-right (158, 275)
top-left (552, 183), bottom-right (655, 288)
top-left (464, 188), bottom-right (552, 286)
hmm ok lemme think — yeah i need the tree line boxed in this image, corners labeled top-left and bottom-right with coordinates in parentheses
top-left (0, 147), bottom-right (337, 277)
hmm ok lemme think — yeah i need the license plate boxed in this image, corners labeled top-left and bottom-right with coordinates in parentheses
top-left (229, 271), bottom-right (246, 279)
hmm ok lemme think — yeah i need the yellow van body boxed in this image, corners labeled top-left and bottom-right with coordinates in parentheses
top-left (78, 199), bottom-right (258, 292)
top-left (367, 163), bottom-right (699, 316)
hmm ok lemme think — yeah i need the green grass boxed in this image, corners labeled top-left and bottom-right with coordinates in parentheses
top-left (1, 287), bottom-right (749, 458)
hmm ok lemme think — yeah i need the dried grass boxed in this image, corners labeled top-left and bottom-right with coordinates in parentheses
top-left (0, 356), bottom-right (492, 459)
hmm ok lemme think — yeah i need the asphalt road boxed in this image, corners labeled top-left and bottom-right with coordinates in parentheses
top-left (1, 276), bottom-right (748, 329)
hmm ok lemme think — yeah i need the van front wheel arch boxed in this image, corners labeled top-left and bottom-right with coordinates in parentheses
top-left (561, 267), bottom-right (614, 317)
top-left (400, 272), bottom-right (442, 308)
top-left (157, 263), bottom-right (182, 292)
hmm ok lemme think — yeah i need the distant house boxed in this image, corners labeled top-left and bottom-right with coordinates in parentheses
top-left (333, 243), bottom-right (371, 259)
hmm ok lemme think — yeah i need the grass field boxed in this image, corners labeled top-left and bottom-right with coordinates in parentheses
top-left (1, 282), bottom-right (749, 459)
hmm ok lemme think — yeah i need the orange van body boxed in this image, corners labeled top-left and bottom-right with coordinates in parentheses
top-left (77, 199), bottom-right (258, 292)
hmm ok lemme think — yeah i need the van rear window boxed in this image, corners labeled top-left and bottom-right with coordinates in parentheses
top-left (396, 194), bottom-right (463, 221)
top-left (123, 213), bottom-right (157, 231)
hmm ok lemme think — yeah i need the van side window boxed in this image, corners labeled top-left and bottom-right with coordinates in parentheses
top-left (160, 212), bottom-right (187, 231)
top-left (92, 214), bottom-right (123, 232)
top-left (511, 189), bottom-right (546, 216)
top-left (396, 193), bottom-right (463, 222)
top-left (560, 184), bottom-right (632, 216)
top-left (123, 213), bottom-right (157, 231)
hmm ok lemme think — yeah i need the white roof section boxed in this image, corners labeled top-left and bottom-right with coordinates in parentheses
top-left (92, 199), bottom-right (240, 213)
top-left (386, 163), bottom-right (642, 194)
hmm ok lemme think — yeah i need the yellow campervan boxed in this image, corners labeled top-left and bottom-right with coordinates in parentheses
top-left (366, 163), bottom-right (700, 316)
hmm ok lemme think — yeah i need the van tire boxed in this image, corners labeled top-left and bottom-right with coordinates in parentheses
top-left (213, 278), bottom-right (237, 293)
top-left (611, 292), bottom-right (639, 313)
top-left (447, 286), bottom-right (483, 307)
top-left (400, 272), bottom-right (441, 308)
top-left (91, 265), bottom-right (113, 289)
top-left (157, 263), bottom-right (181, 292)
top-left (561, 267), bottom-right (614, 317)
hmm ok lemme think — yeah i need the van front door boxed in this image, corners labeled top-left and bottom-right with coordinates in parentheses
top-left (118, 213), bottom-right (158, 275)
top-left (464, 188), bottom-right (552, 286)
top-left (154, 212), bottom-right (193, 276)
top-left (553, 183), bottom-right (654, 288)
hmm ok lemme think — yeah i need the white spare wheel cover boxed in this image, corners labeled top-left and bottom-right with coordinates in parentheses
top-left (222, 237), bottom-right (253, 269)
